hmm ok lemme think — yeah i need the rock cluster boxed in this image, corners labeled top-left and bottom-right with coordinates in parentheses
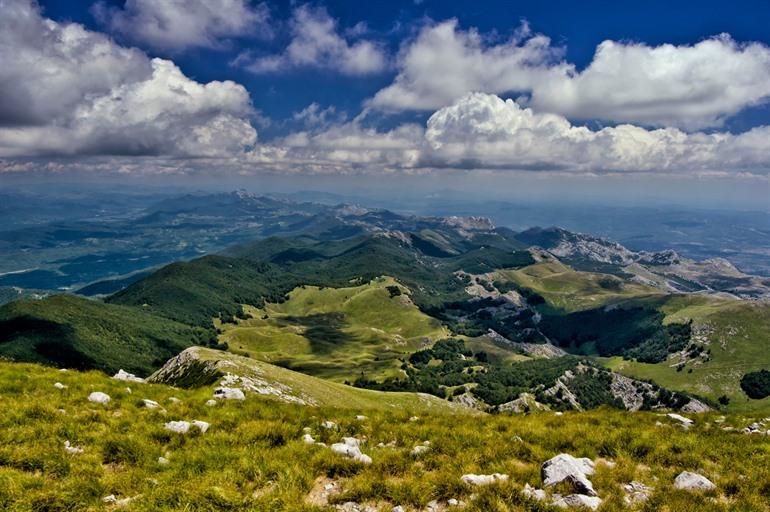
top-left (164, 420), bottom-right (210, 434)
top-left (330, 437), bottom-right (372, 465)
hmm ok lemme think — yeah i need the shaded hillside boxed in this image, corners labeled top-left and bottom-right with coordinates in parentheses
top-left (0, 295), bottom-right (207, 376)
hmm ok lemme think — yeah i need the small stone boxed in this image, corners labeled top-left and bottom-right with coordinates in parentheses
top-left (355, 415), bottom-right (367, 421)
top-left (168, 397), bottom-right (181, 404)
top-left (158, 456), bottom-right (169, 465)
top-left (141, 399), bottom-right (161, 409)
top-left (303, 434), bottom-right (316, 444)
top-left (64, 441), bottom-right (83, 454)
top-left (411, 445), bottom-right (430, 456)
top-left (205, 399), bottom-right (217, 407)
top-left (192, 420), bottom-right (210, 433)
top-left (522, 483), bottom-right (547, 501)
top-left (322, 420), bottom-right (337, 429)
top-left (54, 382), bottom-right (66, 390)
top-left (461, 473), bottom-right (509, 486)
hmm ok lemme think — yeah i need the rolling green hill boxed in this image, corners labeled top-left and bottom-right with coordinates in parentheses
top-left (604, 296), bottom-right (770, 413)
top-left (220, 277), bottom-right (449, 381)
top-left (0, 295), bottom-right (207, 376)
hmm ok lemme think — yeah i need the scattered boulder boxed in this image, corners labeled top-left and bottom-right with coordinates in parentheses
top-left (666, 413), bottom-right (694, 428)
top-left (461, 473), bottom-right (508, 486)
top-left (409, 416), bottom-right (419, 422)
top-left (411, 444), bottom-right (430, 456)
top-left (322, 420), bottom-right (337, 429)
top-left (165, 421), bottom-right (191, 434)
top-left (112, 369), bottom-right (145, 383)
top-left (681, 399), bottom-right (710, 413)
top-left (552, 494), bottom-right (602, 510)
top-left (168, 397), bottom-right (181, 404)
top-left (88, 391), bottom-right (111, 404)
top-left (331, 437), bottom-right (372, 464)
top-left (140, 399), bottom-right (161, 409)
top-left (63, 440), bottom-right (83, 454)
top-left (541, 454), bottom-right (597, 496)
top-left (213, 387), bottom-right (245, 400)
top-left (164, 420), bottom-right (209, 434)
top-left (623, 481), bottom-right (653, 505)
top-left (53, 382), bottom-right (66, 390)
top-left (192, 420), bottom-right (210, 433)
top-left (673, 471), bottom-right (716, 492)
top-left (392, 507), bottom-right (405, 512)
top-left (103, 494), bottom-right (138, 507)
top-left (158, 456), bottom-right (169, 465)
top-left (355, 415), bottom-right (367, 421)
top-left (205, 399), bottom-right (217, 407)
top-left (303, 434), bottom-right (316, 444)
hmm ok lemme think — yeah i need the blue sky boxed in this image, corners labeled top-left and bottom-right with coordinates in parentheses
top-left (1, 0), bottom-right (769, 207)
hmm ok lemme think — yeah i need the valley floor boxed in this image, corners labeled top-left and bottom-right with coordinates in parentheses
top-left (1, 362), bottom-right (768, 511)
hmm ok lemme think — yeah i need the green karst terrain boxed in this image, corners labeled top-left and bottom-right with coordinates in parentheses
top-left (0, 206), bottom-right (768, 511)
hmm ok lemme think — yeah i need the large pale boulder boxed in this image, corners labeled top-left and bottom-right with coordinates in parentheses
top-left (542, 454), bottom-right (597, 496)
top-left (673, 471), bottom-right (716, 491)
top-left (88, 391), bottom-right (111, 404)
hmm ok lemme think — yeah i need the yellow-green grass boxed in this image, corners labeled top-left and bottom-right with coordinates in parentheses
top-left (1, 362), bottom-right (769, 511)
top-left (219, 277), bottom-right (449, 382)
top-left (496, 262), bottom-right (663, 313)
top-left (169, 347), bottom-right (475, 414)
top-left (603, 297), bottom-right (770, 414)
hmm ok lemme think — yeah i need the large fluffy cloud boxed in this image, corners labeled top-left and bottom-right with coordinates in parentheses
top-left (370, 20), bottom-right (770, 130)
top-left (92, 0), bottom-right (271, 51)
top-left (423, 93), bottom-right (770, 174)
top-left (0, 0), bottom-right (257, 158)
top-left (241, 5), bottom-right (387, 75)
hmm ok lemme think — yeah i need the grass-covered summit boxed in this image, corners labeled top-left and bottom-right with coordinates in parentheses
top-left (1, 360), bottom-right (768, 511)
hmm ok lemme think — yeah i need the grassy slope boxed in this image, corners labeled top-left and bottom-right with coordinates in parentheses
top-left (166, 347), bottom-right (471, 413)
top-left (220, 277), bottom-right (449, 382)
top-left (1, 361), bottom-right (769, 511)
top-left (604, 296), bottom-right (770, 413)
top-left (497, 261), bottom-right (663, 313)
top-left (0, 295), bottom-right (203, 376)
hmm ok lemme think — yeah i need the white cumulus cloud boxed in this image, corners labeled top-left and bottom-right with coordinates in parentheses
top-left (92, 0), bottom-right (271, 51)
top-left (370, 20), bottom-right (770, 130)
top-left (0, 0), bottom-right (257, 158)
top-left (242, 5), bottom-right (387, 75)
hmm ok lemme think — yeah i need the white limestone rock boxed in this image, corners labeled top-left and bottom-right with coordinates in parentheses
top-left (113, 369), bottom-right (145, 383)
top-left (141, 399), bottom-right (161, 409)
top-left (552, 494), bottom-right (602, 510)
top-left (666, 413), bottom-right (694, 428)
top-left (541, 454), bottom-right (597, 496)
top-left (331, 437), bottom-right (372, 464)
top-left (64, 441), bottom-right (83, 454)
top-left (54, 382), bottom-right (66, 390)
top-left (213, 387), bottom-right (245, 400)
top-left (88, 391), bottom-right (111, 404)
top-left (673, 471), bottom-right (716, 492)
top-left (460, 473), bottom-right (509, 486)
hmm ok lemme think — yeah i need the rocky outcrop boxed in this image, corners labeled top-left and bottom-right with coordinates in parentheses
top-left (498, 392), bottom-right (550, 413)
